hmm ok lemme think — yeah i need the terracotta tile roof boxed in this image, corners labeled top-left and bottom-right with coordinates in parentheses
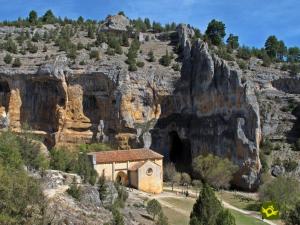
top-left (88, 148), bottom-right (163, 164)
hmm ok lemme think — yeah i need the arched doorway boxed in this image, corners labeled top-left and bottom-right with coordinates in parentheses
top-left (169, 131), bottom-right (192, 172)
top-left (115, 171), bottom-right (128, 186)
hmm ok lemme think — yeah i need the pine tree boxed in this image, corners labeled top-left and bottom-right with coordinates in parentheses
top-left (216, 209), bottom-right (236, 225)
top-left (190, 183), bottom-right (222, 225)
top-left (98, 174), bottom-right (108, 205)
top-left (205, 19), bottom-right (226, 46)
top-left (28, 10), bottom-right (38, 24)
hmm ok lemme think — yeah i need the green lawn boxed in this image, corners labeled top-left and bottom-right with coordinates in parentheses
top-left (229, 209), bottom-right (268, 225)
top-left (217, 191), bottom-right (261, 211)
top-left (158, 196), bottom-right (270, 225)
top-left (161, 205), bottom-right (189, 225)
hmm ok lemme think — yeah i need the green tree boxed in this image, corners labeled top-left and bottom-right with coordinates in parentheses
top-left (42, 10), bottom-right (56, 24)
top-left (216, 209), bottom-right (236, 225)
top-left (265, 35), bottom-right (279, 59)
top-left (190, 183), bottom-right (222, 225)
top-left (67, 178), bottom-right (82, 200)
top-left (0, 164), bottom-right (45, 225)
top-left (156, 212), bottom-right (169, 225)
top-left (205, 19), bottom-right (226, 46)
top-left (181, 172), bottom-right (191, 185)
top-left (76, 152), bottom-right (98, 185)
top-left (237, 46), bottom-right (252, 60)
top-left (285, 201), bottom-right (300, 225)
top-left (288, 47), bottom-right (300, 62)
top-left (163, 163), bottom-right (180, 191)
top-left (277, 40), bottom-right (287, 61)
top-left (192, 154), bottom-right (238, 189)
top-left (6, 38), bottom-right (17, 53)
top-left (226, 34), bottom-right (239, 50)
top-left (28, 10), bottom-right (38, 24)
top-left (111, 208), bottom-right (125, 225)
top-left (148, 50), bottom-right (156, 62)
top-left (4, 53), bottom-right (12, 64)
top-left (259, 176), bottom-right (300, 215)
top-left (144, 18), bottom-right (151, 29)
top-left (118, 11), bottom-right (125, 16)
top-left (98, 174), bottom-right (108, 205)
top-left (147, 199), bottom-right (162, 220)
top-left (12, 58), bottom-right (21, 67)
top-left (159, 49), bottom-right (172, 66)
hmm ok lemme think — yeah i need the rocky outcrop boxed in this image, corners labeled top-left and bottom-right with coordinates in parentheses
top-left (149, 25), bottom-right (261, 190)
top-left (101, 14), bottom-right (130, 31)
top-left (0, 24), bottom-right (262, 190)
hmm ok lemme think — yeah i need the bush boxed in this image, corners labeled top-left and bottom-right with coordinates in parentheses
top-left (136, 61), bottom-right (145, 68)
top-left (192, 154), bottom-right (238, 189)
top-left (148, 50), bottom-right (156, 62)
top-left (172, 63), bottom-right (181, 71)
top-left (147, 199), bottom-right (162, 220)
top-left (90, 50), bottom-right (100, 60)
top-left (285, 201), bottom-right (300, 225)
top-left (283, 159), bottom-right (298, 172)
top-left (128, 63), bottom-right (137, 72)
top-left (237, 46), bottom-right (252, 60)
top-left (12, 58), bottom-right (21, 67)
top-left (67, 181), bottom-right (81, 200)
top-left (106, 47), bottom-right (115, 56)
top-left (6, 38), bottom-right (17, 53)
top-left (3, 54), bottom-right (12, 64)
top-left (159, 50), bottom-right (172, 66)
top-left (259, 176), bottom-right (300, 214)
top-left (27, 41), bottom-right (38, 53)
top-left (237, 60), bottom-right (247, 70)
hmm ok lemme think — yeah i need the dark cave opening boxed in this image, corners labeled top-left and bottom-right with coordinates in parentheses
top-left (0, 81), bottom-right (10, 111)
top-left (169, 131), bottom-right (192, 172)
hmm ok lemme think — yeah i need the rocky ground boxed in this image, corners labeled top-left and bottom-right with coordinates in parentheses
top-left (41, 170), bottom-right (156, 225)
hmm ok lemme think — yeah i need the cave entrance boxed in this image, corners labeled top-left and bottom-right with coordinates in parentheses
top-left (168, 131), bottom-right (192, 172)
top-left (0, 81), bottom-right (10, 110)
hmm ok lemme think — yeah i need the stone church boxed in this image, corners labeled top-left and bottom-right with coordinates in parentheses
top-left (88, 148), bottom-right (163, 193)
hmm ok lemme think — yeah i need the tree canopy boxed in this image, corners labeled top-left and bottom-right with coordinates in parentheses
top-left (205, 19), bottom-right (226, 46)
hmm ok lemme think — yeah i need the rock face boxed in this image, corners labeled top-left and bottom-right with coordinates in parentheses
top-left (101, 14), bottom-right (130, 31)
top-left (150, 25), bottom-right (261, 190)
top-left (0, 24), bottom-right (262, 190)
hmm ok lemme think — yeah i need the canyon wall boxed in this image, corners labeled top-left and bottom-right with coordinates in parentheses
top-left (0, 26), bottom-right (261, 190)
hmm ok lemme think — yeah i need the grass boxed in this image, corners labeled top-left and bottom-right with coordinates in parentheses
top-left (229, 209), bottom-right (269, 225)
top-left (157, 196), bottom-right (270, 225)
top-left (217, 191), bottom-right (261, 211)
top-left (160, 197), bottom-right (195, 210)
top-left (161, 205), bottom-right (189, 225)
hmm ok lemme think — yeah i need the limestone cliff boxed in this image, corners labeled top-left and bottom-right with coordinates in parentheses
top-left (0, 24), bottom-right (263, 190)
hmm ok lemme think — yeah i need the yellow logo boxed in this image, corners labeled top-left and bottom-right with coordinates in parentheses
top-left (260, 202), bottom-right (280, 220)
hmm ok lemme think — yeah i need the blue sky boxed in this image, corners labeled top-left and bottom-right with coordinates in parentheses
top-left (0, 0), bottom-right (299, 47)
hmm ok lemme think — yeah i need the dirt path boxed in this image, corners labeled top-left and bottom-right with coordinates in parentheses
top-left (161, 187), bottom-right (278, 225)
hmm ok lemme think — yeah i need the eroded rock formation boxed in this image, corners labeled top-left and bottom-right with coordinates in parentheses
top-left (0, 25), bottom-right (263, 190)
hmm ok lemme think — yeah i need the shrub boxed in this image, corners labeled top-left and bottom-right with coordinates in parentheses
top-left (67, 181), bottom-right (81, 200)
top-left (237, 60), bottom-right (247, 70)
top-left (3, 54), bottom-right (12, 64)
top-left (90, 50), bottom-right (100, 59)
top-left (283, 159), bottom-right (298, 172)
top-left (128, 63), bottom-right (137, 71)
top-left (237, 46), bottom-right (252, 60)
top-left (148, 50), bottom-right (156, 62)
top-left (27, 41), bottom-right (38, 53)
top-left (5, 38), bottom-right (18, 54)
top-left (172, 63), bottom-right (181, 71)
top-left (156, 212), bottom-right (169, 225)
top-left (192, 154), bottom-right (238, 189)
top-left (79, 60), bottom-right (86, 65)
top-left (285, 201), bottom-right (300, 225)
top-left (106, 47), bottom-right (115, 56)
top-left (159, 50), bottom-right (172, 66)
top-left (259, 176), bottom-right (300, 214)
top-left (147, 199), bottom-right (162, 220)
top-left (136, 61), bottom-right (145, 68)
top-left (43, 45), bottom-right (48, 52)
top-left (12, 58), bottom-right (21, 67)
